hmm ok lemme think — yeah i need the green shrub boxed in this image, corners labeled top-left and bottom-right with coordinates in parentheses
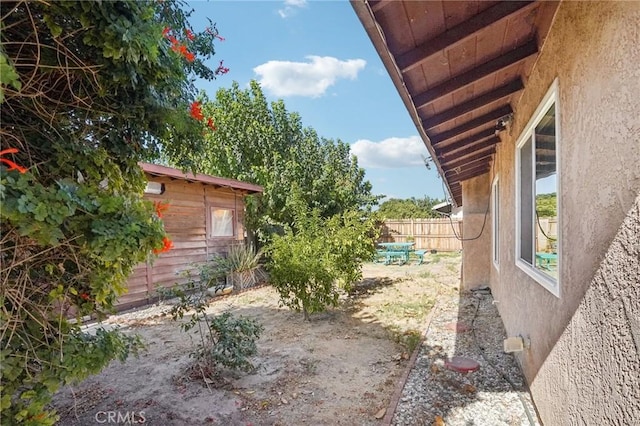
top-left (162, 264), bottom-right (263, 381)
top-left (227, 244), bottom-right (262, 273)
top-left (266, 192), bottom-right (377, 320)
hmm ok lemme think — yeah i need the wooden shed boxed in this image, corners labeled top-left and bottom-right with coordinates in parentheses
top-left (117, 163), bottom-right (263, 310)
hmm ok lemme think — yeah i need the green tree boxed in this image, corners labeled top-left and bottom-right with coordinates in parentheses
top-left (377, 196), bottom-right (444, 219)
top-left (536, 193), bottom-right (557, 217)
top-left (171, 80), bottom-right (380, 240)
top-left (1, 1), bottom-right (224, 423)
top-left (266, 190), bottom-right (377, 320)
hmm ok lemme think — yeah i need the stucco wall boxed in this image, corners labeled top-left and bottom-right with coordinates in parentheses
top-left (461, 173), bottom-right (491, 290)
top-left (485, 1), bottom-right (640, 423)
top-left (531, 196), bottom-right (640, 424)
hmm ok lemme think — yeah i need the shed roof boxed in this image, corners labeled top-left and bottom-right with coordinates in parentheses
top-left (351, 0), bottom-right (560, 206)
top-left (140, 162), bottom-right (263, 194)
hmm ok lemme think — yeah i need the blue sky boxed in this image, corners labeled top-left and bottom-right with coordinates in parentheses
top-left (187, 0), bottom-right (445, 201)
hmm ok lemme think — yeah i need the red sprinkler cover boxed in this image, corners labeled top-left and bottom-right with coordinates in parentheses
top-left (445, 356), bottom-right (480, 373)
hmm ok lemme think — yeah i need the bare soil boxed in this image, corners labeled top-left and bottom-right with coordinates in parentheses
top-left (52, 253), bottom-right (461, 425)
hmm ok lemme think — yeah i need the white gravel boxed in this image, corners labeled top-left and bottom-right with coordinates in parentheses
top-left (391, 288), bottom-right (540, 426)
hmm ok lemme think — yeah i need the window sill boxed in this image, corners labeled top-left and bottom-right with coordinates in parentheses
top-left (515, 259), bottom-right (560, 298)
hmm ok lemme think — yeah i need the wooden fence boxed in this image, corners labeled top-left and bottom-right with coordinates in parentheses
top-left (536, 217), bottom-right (558, 252)
top-left (379, 218), bottom-right (463, 251)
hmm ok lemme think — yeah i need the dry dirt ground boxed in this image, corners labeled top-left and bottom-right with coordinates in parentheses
top-left (52, 252), bottom-right (462, 426)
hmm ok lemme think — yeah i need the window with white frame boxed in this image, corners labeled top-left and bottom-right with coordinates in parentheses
top-left (516, 80), bottom-right (560, 296)
top-left (210, 208), bottom-right (234, 237)
top-left (492, 175), bottom-right (500, 269)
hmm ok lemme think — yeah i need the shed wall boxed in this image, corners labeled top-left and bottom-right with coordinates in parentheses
top-left (117, 176), bottom-right (248, 310)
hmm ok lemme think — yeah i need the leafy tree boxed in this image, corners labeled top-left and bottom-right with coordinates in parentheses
top-left (171, 80), bottom-right (380, 241)
top-left (1, 1), bottom-right (225, 423)
top-left (536, 193), bottom-right (557, 218)
top-left (266, 190), bottom-right (377, 320)
top-left (377, 196), bottom-right (445, 219)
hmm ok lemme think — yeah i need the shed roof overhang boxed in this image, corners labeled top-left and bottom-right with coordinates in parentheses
top-left (351, 0), bottom-right (559, 206)
top-left (139, 162), bottom-right (264, 194)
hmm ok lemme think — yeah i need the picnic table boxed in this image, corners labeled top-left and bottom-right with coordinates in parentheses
top-left (377, 242), bottom-right (415, 265)
top-left (535, 252), bottom-right (558, 271)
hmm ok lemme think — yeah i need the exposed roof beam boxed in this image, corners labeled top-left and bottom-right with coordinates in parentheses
top-left (414, 39), bottom-right (538, 108)
top-left (456, 155), bottom-right (492, 171)
top-left (370, 0), bottom-right (392, 13)
top-left (535, 141), bottom-right (556, 151)
top-left (443, 147), bottom-right (496, 172)
top-left (433, 127), bottom-right (496, 150)
top-left (448, 165), bottom-right (491, 183)
top-left (441, 150), bottom-right (494, 170)
top-left (450, 182), bottom-right (462, 195)
top-left (535, 134), bottom-right (557, 143)
top-left (430, 105), bottom-right (513, 145)
top-left (423, 78), bottom-right (524, 130)
top-left (534, 155), bottom-right (557, 163)
top-left (440, 137), bottom-right (499, 162)
top-left (397, 1), bottom-right (537, 73)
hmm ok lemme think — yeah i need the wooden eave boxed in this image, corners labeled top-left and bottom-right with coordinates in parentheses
top-left (351, 0), bottom-right (560, 206)
top-left (139, 162), bottom-right (263, 194)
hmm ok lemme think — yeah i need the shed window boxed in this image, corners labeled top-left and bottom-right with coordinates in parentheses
top-left (516, 80), bottom-right (560, 297)
top-left (210, 208), bottom-right (234, 237)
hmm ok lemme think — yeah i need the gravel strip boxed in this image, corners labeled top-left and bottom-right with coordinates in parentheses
top-left (391, 288), bottom-right (540, 426)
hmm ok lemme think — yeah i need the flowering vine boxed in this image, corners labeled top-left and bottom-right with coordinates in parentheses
top-left (163, 27), bottom-right (196, 62)
top-left (151, 200), bottom-right (173, 254)
top-left (153, 236), bottom-right (174, 254)
top-left (189, 100), bottom-right (218, 132)
top-left (190, 101), bottom-right (204, 121)
top-left (154, 200), bottom-right (170, 218)
top-left (0, 148), bottom-right (27, 173)
top-left (161, 23), bottom-right (227, 132)
top-left (216, 60), bottom-right (229, 75)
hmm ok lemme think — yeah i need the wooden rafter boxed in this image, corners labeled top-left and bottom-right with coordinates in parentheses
top-left (448, 165), bottom-right (491, 183)
top-left (413, 39), bottom-right (538, 108)
top-left (422, 78), bottom-right (523, 130)
top-left (429, 105), bottom-right (513, 145)
top-left (439, 136), bottom-right (499, 161)
top-left (433, 127), bottom-right (496, 150)
top-left (397, 1), bottom-right (536, 73)
top-left (444, 156), bottom-right (493, 175)
top-left (441, 149), bottom-right (494, 170)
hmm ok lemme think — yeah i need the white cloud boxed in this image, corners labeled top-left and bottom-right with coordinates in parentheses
top-left (350, 136), bottom-right (429, 168)
top-left (278, 0), bottom-right (307, 18)
top-left (254, 56), bottom-right (366, 98)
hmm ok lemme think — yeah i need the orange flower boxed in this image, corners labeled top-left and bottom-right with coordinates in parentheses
top-left (153, 236), bottom-right (174, 254)
top-left (0, 148), bottom-right (27, 173)
top-left (162, 27), bottom-right (171, 37)
top-left (154, 201), bottom-right (170, 218)
top-left (184, 29), bottom-right (195, 41)
top-left (80, 293), bottom-right (91, 301)
top-left (190, 101), bottom-right (204, 121)
top-left (206, 118), bottom-right (216, 131)
top-left (170, 42), bottom-right (181, 54)
top-left (184, 51), bottom-right (195, 62)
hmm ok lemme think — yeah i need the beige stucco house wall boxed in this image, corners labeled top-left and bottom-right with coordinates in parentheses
top-left (463, 2), bottom-right (640, 424)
